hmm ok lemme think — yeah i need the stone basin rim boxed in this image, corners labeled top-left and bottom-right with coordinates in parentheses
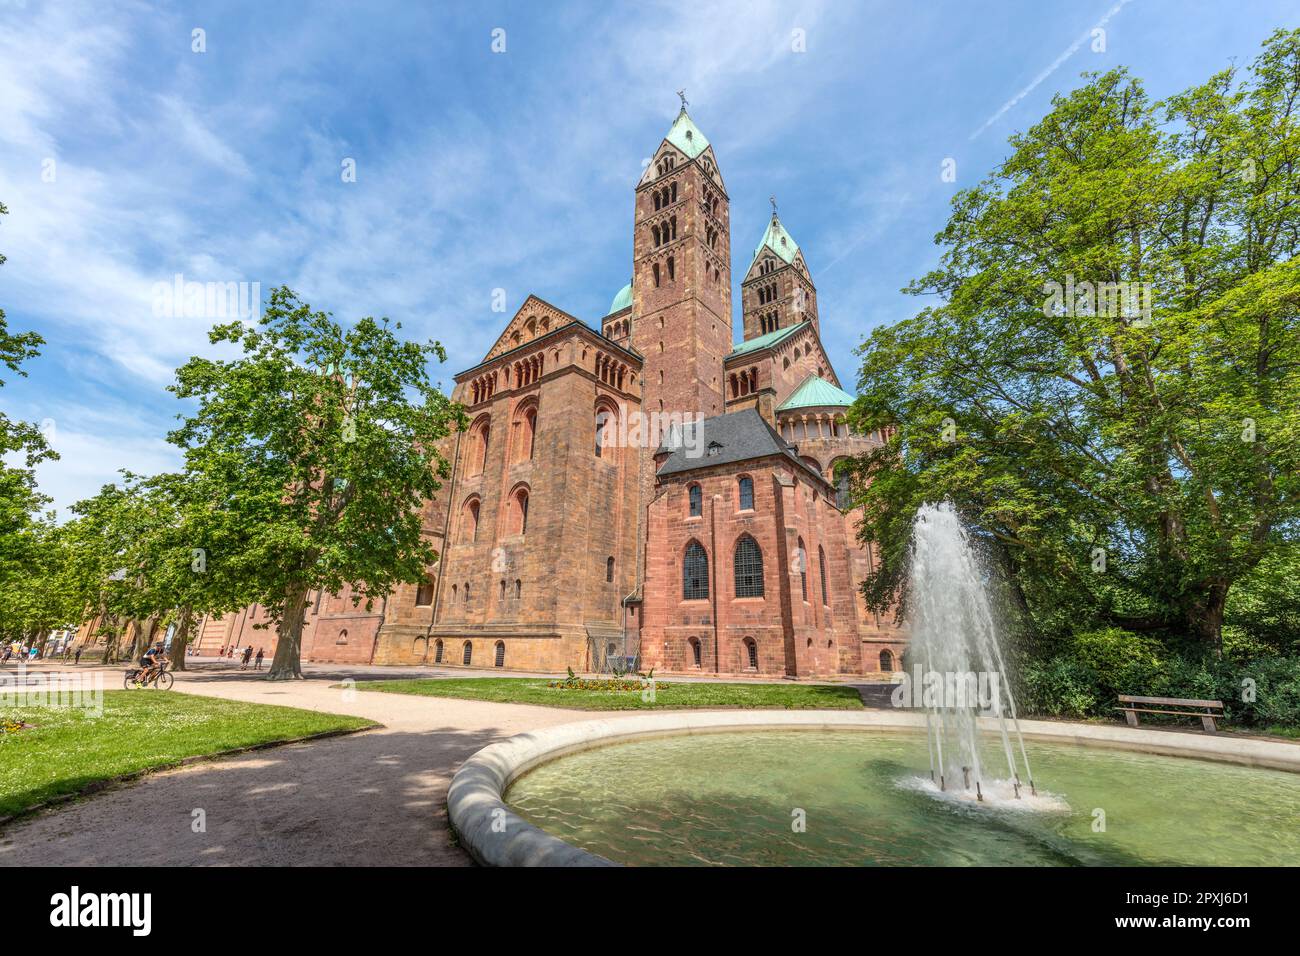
top-left (446, 708), bottom-right (1300, 867)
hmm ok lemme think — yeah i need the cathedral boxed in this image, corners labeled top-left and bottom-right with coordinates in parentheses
top-left (194, 103), bottom-right (906, 677)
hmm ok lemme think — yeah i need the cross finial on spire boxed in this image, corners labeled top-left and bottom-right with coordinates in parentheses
top-left (770, 195), bottom-right (778, 218)
top-left (677, 89), bottom-right (688, 112)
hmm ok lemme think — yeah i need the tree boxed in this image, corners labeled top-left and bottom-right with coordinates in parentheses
top-left (168, 287), bottom-right (463, 679)
top-left (0, 200), bottom-right (62, 639)
top-left (848, 30), bottom-right (1300, 649)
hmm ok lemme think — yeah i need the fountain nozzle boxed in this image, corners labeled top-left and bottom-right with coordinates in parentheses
top-left (962, 766), bottom-right (971, 790)
top-left (976, 781), bottom-right (983, 802)
top-left (1013, 775), bottom-right (1022, 799)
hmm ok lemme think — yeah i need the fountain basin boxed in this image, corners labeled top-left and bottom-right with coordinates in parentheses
top-left (447, 710), bottom-right (1300, 866)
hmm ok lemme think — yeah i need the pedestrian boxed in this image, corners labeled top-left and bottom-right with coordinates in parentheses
top-left (227, 646), bottom-right (235, 659)
top-left (74, 645), bottom-right (83, 665)
top-left (240, 645), bottom-right (253, 670)
top-left (1, 643), bottom-right (11, 665)
top-left (254, 647), bottom-right (265, 670)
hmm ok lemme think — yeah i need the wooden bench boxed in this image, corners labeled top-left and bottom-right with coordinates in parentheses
top-left (1116, 695), bottom-right (1224, 734)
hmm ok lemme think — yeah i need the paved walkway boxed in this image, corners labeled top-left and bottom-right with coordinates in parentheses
top-left (0, 663), bottom-right (578, 866)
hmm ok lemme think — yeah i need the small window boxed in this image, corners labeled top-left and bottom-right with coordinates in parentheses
top-left (744, 637), bottom-right (758, 670)
top-left (606, 556), bottom-right (615, 583)
top-left (688, 484), bottom-right (702, 517)
top-left (689, 637), bottom-right (702, 668)
top-left (836, 472), bottom-right (851, 510)
top-left (880, 649), bottom-right (894, 673)
top-left (463, 641), bottom-right (473, 666)
top-left (515, 579), bottom-right (522, 598)
top-left (797, 539), bottom-right (808, 601)
top-left (683, 541), bottom-right (709, 600)
top-left (494, 641), bottom-right (505, 668)
top-left (415, 579), bottom-right (435, 607)
top-left (434, 639), bottom-right (444, 663)
top-left (738, 476), bottom-right (754, 511)
top-left (336, 629), bottom-right (348, 646)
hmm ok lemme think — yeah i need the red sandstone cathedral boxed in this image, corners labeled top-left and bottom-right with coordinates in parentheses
top-left (194, 104), bottom-right (905, 677)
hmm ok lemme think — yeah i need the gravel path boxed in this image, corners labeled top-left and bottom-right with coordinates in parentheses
top-left (0, 664), bottom-right (575, 866)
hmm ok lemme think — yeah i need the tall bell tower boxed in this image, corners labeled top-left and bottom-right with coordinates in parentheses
top-left (631, 95), bottom-right (731, 418)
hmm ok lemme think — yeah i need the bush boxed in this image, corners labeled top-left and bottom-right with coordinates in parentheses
top-left (1017, 629), bottom-right (1300, 729)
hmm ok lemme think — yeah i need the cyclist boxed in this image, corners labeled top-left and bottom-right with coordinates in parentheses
top-left (139, 640), bottom-right (168, 684)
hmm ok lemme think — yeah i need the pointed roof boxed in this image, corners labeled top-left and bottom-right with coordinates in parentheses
top-left (606, 281), bottom-right (632, 315)
top-left (777, 374), bottom-right (856, 411)
top-left (728, 321), bottom-right (807, 358)
top-left (752, 213), bottom-right (800, 268)
top-left (665, 108), bottom-right (710, 159)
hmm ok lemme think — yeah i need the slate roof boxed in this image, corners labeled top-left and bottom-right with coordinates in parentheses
top-left (726, 321), bottom-right (807, 358)
top-left (656, 407), bottom-right (828, 485)
top-left (665, 109), bottom-right (710, 159)
top-left (751, 213), bottom-right (800, 269)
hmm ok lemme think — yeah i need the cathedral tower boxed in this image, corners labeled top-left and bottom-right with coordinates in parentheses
top-left (739, 204), bottom-right (818, 341)
top-left (630, 98), bottom-right (732, 418)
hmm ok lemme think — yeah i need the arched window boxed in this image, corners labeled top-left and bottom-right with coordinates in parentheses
top-left (494, 641), bottom-right (506, 668)
top-left (434, 638), bottom-right (444, 663)
top-left (879, 649), bottom-right (894, 673)
top-left (737, 476), bottom-right (754, 511)
top-left (688, 484), bottom-right (702, 517)
top-left (499, 580), bottom-right (506, 601)
top-left (797, 538), bottom-right (808, 601)
top-left (734, 535), bottom-right (764, 597)
top-left (515, 579), bottom-right (522, 598)
top-left (461, 497), bottom-right (480, 543)
top-left (689, 637), bottom-right (702, 668)
top-left (683, 540), bottom-right (709, 600)
top-left (336, 628), bottom-right (349, 645)
top-left (512, 404), bottom-right (537, 463)
top-left (509, 486), bottom-right (530, 535)
top-left (595, 406), bottom-right (614, 458)
top-left (463, 641), bottom-right (473, 666)
top-left (416, 578), bottom-right (435, 607)
top-left (606, 556), bottom-right (615, 583)
top-left (836, 472), bottom-right (851, 510)
top-left (743, 637), bottom-right (759, 670)
top-left (467, 417), bottom-right (490, 476)
top-left (818, 547), bottom-right (829, 606)
top-left (464, 582), bottom-right (472, 603)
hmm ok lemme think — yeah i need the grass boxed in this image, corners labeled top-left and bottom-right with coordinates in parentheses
top-left (0, 690), bottom-right (375, 819)
top-left (353, 676), bottom-right (865, 711)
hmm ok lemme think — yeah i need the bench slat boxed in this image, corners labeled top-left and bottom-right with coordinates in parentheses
top-left (1117, 695), bottom-right (1223, 709)
top-left (1114, 707), bottom-right (1218, 718)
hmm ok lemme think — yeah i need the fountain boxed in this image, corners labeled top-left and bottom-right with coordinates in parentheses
top-left (906, 501), bottom-right (1035, 803)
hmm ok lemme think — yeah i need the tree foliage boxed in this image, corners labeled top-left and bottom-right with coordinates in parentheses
top-left (848, 30), bottom-right (1300, 648)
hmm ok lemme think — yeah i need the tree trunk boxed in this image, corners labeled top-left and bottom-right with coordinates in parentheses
top-left (170, 606), bottom-right (194, 672)
top-left (1187, 580), bottom-right (1228, 653)
top-left (266, 582), bottom-right (309, 680)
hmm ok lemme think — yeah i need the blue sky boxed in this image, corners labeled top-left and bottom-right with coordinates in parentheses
top-left (2, 0), bottom-right (1297, 516)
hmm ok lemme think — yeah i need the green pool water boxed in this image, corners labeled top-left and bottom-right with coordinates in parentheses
top-left (505, 730), bottom-right (1300, 866)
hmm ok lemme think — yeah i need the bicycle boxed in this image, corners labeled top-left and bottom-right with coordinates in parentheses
top-left (123, 661), bottom-right (174, 690)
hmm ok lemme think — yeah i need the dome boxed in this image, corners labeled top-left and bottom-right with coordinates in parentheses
top-left (607, 281), bottom-right (632, 315)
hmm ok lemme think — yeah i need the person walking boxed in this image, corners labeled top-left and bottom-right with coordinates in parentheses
top-left (73, 645), bottom-right (83, 665)
top-left (240, 645), bottom-right (253, 670)
top-left (254, 647), bottom-right (265, 671)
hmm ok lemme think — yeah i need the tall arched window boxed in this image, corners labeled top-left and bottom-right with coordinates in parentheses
top-left (510, 486), bottom-right (529, 535)
top-left (738, 476), bottom-right (754, 511)
top-left (683, 541), bottom-right (709, 600)
top-left (734, 535), bottom-right (764, 597)
top-left (494, 640), bottom-right (506, 668)
top-left (461, 497), bottom-right (480, 543)
top-left (462, 641), bottom-right (473, 666)
top-left (743, 637), bottom-right (759, 670)
top-left (434, 638), bottom-right (444, 663)
top-left (688, 484), bottom-right (702, 517)
top-left (416, 578), bottom-right (435, 607)
top-left (797, 538), bottom-right (808, 601)
top-left (606, 556), bottom-right (615, 583)
top-left (880, 649), bottom-right (894, 672)
top-left (818, 546), bottom-right (829, 606)
top-left (512, 404), bottom-right (537, 463)
top-left (689, 637), bottom-right (702, 668)
top-left (467, 417), bottom-right (490, 476)
top-left (595, 406), bottom-right (614, 458)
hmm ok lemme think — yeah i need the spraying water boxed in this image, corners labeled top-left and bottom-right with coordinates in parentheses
top-left (907, 501), bottom-right (1035, 804)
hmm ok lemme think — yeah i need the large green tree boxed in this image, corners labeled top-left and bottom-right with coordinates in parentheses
top-left (848, 29), bottom-right (1300, 649)
top-left (168, 287), bottom-right (463, 679)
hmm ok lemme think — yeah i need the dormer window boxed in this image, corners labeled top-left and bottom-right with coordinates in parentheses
top-left (707, 442), bottom-right (722, 458)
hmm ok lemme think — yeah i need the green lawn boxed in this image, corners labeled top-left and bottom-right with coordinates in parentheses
top-left (0, 691), bottom-right (375, 819)
top-left (353, 676), bottom-right (865, 711)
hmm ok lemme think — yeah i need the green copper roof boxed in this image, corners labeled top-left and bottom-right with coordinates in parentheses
top-left (777, 374), bottom-right (856, 411)
top-left (728, 321), bottom-right (807, 358)
top-left (665, 109), bottom-right (710, 159)
top-left (607, 281), bottom-right (632, 315)
top-left (752, 214), bottom-right (800, 268)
